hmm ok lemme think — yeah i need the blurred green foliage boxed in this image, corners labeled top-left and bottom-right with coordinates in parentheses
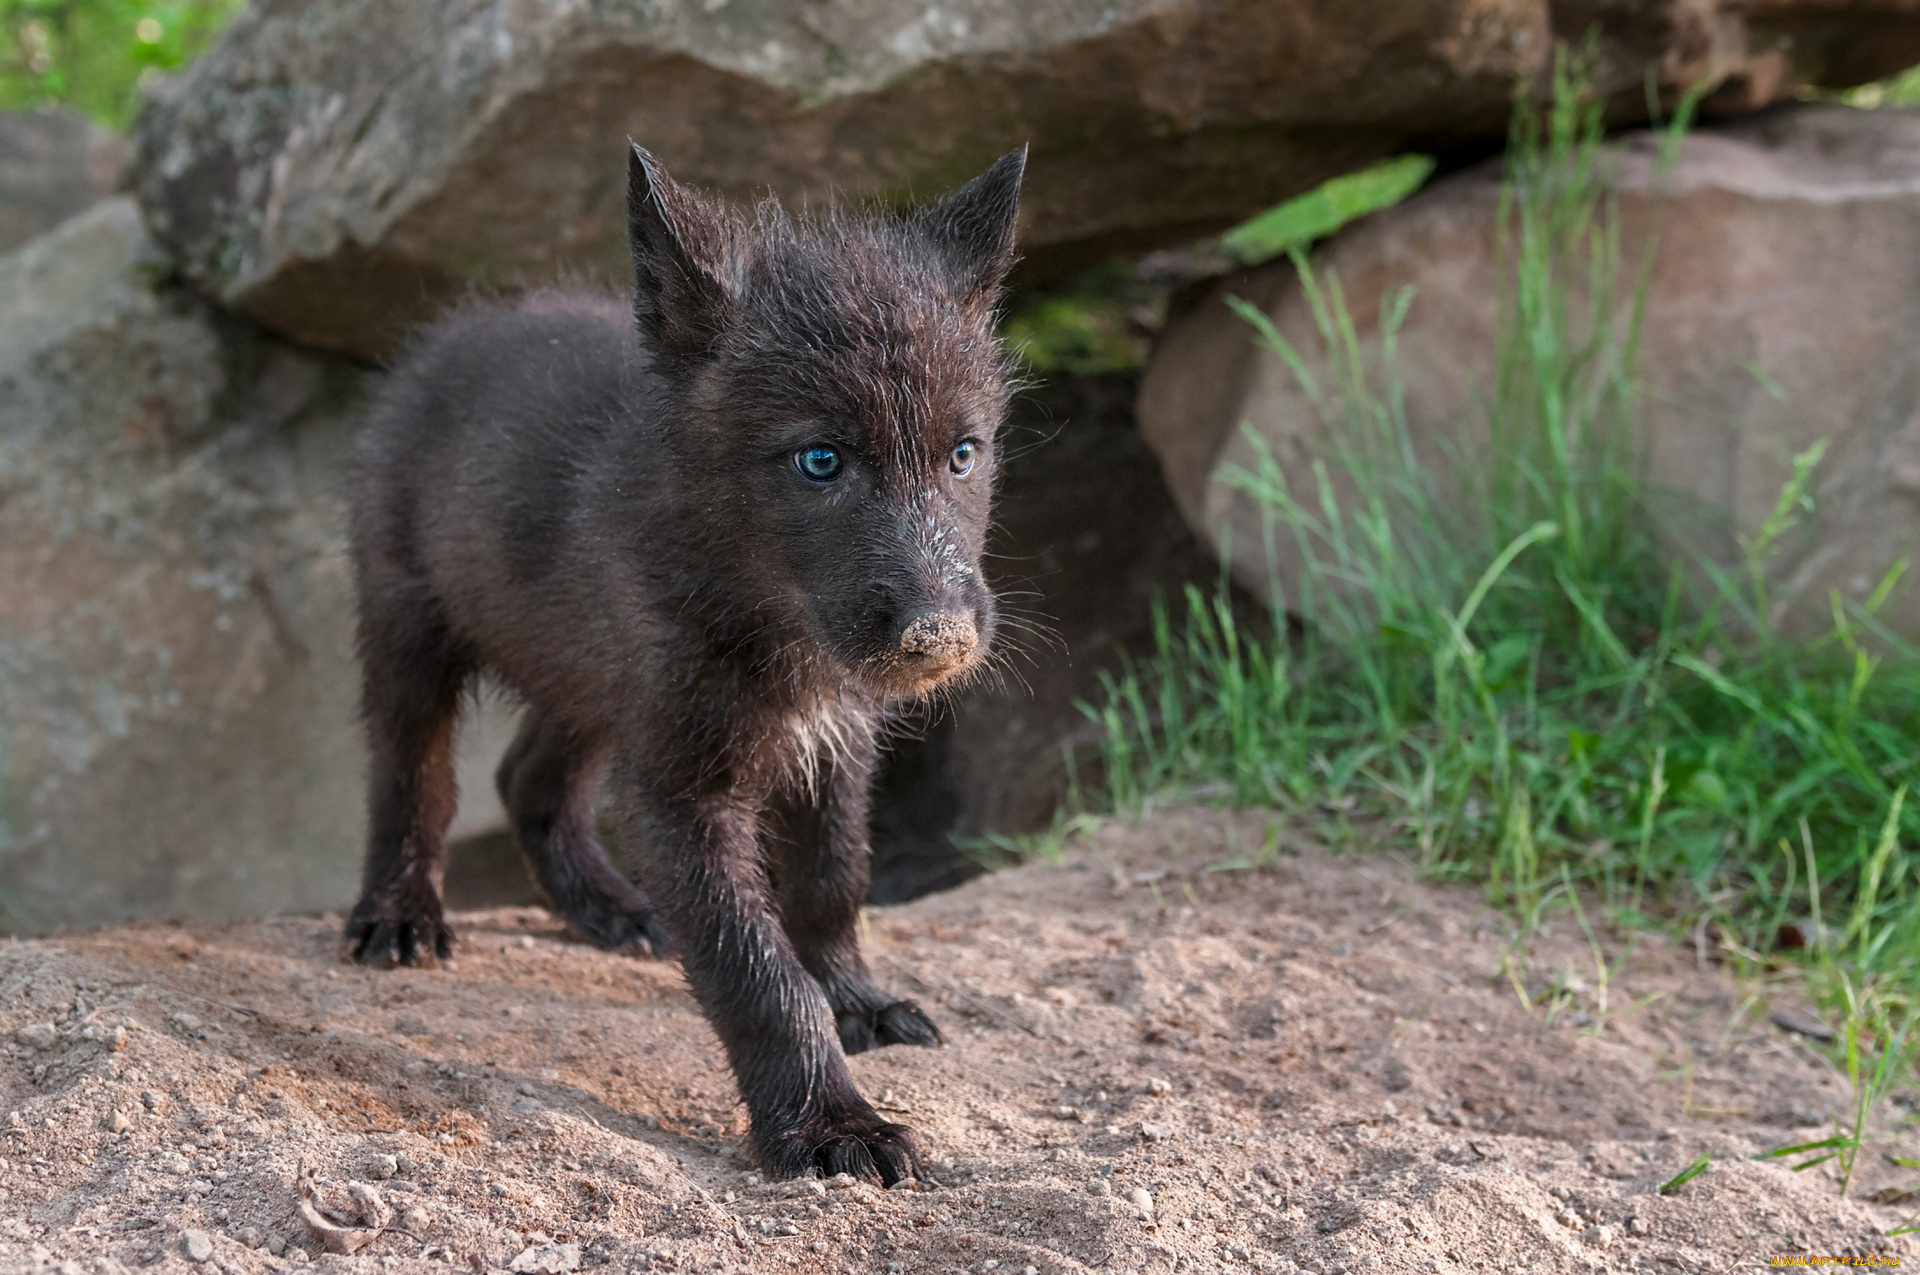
top-left (1005, 53), bottom-right (1920, 381)
top-left (1838, 65), bottom-right (1920, 108)
top-left (1, 0), bottom-right (242, 128)
top-left (1218, 154), bottom-right (1435, 267)
top-left (1007, 155), bottom-right (1433, 378)
top-left (1002, 261), bottom-right (1162, 378)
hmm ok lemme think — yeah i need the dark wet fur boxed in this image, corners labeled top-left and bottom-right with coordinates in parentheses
top-left (341, 143), bottom-right (1025, 1184)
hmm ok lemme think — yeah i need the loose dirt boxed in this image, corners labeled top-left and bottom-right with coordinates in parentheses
top-left (1, 807), bottom-right (1908, 1273)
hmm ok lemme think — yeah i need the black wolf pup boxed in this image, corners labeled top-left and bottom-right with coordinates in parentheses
top-left (342, 142), bottom-right (1025, 1182)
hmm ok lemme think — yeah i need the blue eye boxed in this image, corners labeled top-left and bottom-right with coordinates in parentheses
top-left (950, 439), bottom-right (978, 477)
top-left (795, 445), bottom-right (842, 482)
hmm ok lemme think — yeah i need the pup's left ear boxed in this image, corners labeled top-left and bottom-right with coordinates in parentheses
top-left (929, 146), bottom-right (1027, 301)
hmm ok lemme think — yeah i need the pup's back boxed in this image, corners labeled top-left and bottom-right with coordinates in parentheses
top-left (348, 291), bottom-right (664, 719)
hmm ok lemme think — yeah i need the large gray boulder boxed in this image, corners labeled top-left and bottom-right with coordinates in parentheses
top-left (0, 110), bottom-right (125, 255)
top-left (129, 0), bottom-right (1920, 358)
top-left (0, 197), bottom-right (535, 929)
top-left (0, 199), bottom-right (373, 929)
top-left (1139, 105), bottom-right (1920, 636)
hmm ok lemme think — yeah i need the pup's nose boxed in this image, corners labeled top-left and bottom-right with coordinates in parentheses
top-left (898, 612), bottom-right (979, 665)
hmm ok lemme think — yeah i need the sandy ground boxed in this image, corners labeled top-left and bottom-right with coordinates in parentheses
top-left (1, 807), bottom-right (1912, 1274)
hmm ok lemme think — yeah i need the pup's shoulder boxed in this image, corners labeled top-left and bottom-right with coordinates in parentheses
top-left (394, 288), bottom-right (632, 369)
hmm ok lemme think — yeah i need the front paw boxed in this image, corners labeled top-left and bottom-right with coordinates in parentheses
top-left (837, 998), bottom-right (943, 1055)
top-left (342, 896), bottom-right (453, 968)
top-left (757, 1105), bottom-right (921, 1186)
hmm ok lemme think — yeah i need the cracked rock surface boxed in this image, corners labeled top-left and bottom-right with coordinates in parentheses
top-left (130, 0), bottom-right (1920, 356)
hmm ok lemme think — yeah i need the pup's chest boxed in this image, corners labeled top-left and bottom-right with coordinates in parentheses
top-left (764, 694), bottom-right (876, 795)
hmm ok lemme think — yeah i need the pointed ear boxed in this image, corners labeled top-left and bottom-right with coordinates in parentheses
top-left (928, 146), bottom-right (1027, 301)
top-left (627, 142), bottom-right (736, 368)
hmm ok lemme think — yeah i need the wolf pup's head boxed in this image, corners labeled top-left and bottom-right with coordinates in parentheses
top-left (626, 144), bottom-right (1024, 703)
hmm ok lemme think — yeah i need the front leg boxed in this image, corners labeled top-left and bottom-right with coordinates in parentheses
top-left (766, 749), bottom-right (942, 1055)
top-left (622, 784), bottom-right (921, 1183)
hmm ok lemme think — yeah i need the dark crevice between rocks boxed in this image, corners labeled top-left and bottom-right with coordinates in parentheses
top-left (876, 371), bottom-right (1244, 901)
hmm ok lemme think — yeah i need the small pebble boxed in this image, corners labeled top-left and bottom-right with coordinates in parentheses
top-left (232, 1226), bottom-right (263, 1249)
top-left (401, 1206), bottom-right (430, 1231)
top-left (181, 1229), bottom-right (214, 1263)
top-left (1589, 1224), bottom-right (1616, 1248)
top-left (141, 1090), bottom-right (165, 1111)
top-left (1128, 1186), bottom-right (1155, 1220)
top-left (170, 1012), bottom-right (202, 1033)
top-left (1627, 1216), bottom-right (1650, 1236)
top-left (107, 1110), bottom-right (132, 1133)
top-left (1140, 1122), bottom-right (1171, 1141)
top-left (1144, 1077), bottom-right (1172, 1096)
top-left (372, 1153), bottom-right (399, 1179)
top-left (1087, 1179), bottom-right (1110, 1196)
top-left (14, 1024), bottom-right (57, 1051)
top-left (350, 1180), bottom-right (393, 1227)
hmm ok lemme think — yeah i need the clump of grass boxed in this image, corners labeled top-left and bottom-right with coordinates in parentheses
top-left (1755, 964), bottom-right (1913, 1196)
top-left (1659, 1151), bottom-right (1713, 1195)
top-left (1087, 49), bottom-right (1920, 1128)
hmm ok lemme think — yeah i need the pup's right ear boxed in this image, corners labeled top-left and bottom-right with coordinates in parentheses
top-left (929, 147), bottom-right (1026, 305)
top-left (627, 143), bottom-right (736, 369)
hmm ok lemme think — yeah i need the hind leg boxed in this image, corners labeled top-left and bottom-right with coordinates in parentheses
top-left (344, 605), bottom-right (466, 968)
top-left (496, 713), bottom-right (672, 956)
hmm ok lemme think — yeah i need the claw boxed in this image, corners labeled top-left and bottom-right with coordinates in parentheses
top-left (758, 1110), bottom-right (922, 1187)
top-left (570, 908), bottom-right (673, 958)
top-left (839, 998), bottom-right (942, 1055)
top-left (342, 903), bottom-right (454, 969)
top-left (875, 1000), bottom-right (942, 1048)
